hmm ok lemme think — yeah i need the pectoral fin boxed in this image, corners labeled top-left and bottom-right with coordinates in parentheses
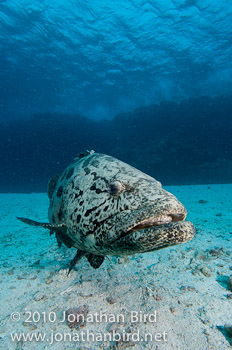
top-left (16, 216), bottom-right (74, 248)
top-left (17, 217), bottom-right (66, 229)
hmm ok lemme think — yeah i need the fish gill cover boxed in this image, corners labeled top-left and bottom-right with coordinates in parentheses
top-left (0, 0), bottom-right (232, 120)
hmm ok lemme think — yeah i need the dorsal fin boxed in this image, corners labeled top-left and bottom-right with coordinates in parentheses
top-left (74, 150), bottom-right (95, 162)
top-left (47, 174), bottom-right (61, 199)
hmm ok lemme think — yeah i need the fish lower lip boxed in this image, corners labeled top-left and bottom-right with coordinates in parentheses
top-left (169, 213), bottom-right (186, 222)
top-left (127, 213), bottom-right (186, 233)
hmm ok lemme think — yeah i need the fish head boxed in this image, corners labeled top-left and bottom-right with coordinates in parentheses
top-left (64, 153), bottom-right (195, 255)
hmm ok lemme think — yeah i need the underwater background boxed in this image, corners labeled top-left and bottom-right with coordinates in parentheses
top-left (0, 0), bottom-right (232, 192)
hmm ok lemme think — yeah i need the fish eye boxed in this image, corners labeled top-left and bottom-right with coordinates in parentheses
top-left (109, 181), bottom-right (124, 196)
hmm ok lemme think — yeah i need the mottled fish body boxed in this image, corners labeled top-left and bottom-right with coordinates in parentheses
top-left (17, 151), bottom-right (195, 270)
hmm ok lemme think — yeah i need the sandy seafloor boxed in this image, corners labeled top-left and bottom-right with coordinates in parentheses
top-left (0, 184), bottom-right (232, 350)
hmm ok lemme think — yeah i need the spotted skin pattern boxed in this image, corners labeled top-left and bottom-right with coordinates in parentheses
top-left (18, 151), bottom-right (195, 270)
top-left (50, 152), bottom-right (195, 252)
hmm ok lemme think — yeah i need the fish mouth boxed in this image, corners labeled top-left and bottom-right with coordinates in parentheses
top-left (109, 212), bottom-right (195, 255)
top-left (107, 202), bottom-right (192, 247)
top-left (126, 213), bottom-right (186, 234)
top-left (113, 212), bottom-right (196, 254)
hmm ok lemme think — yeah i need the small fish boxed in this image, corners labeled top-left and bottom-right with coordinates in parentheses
top-left (17, 151), bottom-right (195, 272)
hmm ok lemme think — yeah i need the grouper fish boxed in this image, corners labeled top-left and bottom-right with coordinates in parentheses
top-left (17, 151), bottom-right (195, 272)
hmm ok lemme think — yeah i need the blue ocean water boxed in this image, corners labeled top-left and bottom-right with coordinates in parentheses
top-left (0, 0), bottom-right (232, 120)
top-left (1, 0), bottom-right (232, 193)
